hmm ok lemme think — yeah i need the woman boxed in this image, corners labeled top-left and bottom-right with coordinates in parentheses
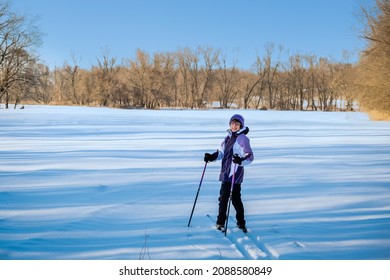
top-left (204, 114), bottom-right (254, 232)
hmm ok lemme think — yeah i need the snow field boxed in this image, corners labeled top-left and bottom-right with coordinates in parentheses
top-left (0, 105), bottom-right (389, 259)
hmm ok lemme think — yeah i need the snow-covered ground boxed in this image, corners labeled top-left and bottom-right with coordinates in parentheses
top-left (0, 105), bottom-right (389, 260)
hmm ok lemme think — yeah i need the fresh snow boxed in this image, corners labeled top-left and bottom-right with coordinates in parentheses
top-left (0, 105), bottom-right (389, 260)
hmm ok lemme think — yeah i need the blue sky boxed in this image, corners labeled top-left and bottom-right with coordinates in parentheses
top-left (12, 0), bottom-right (372, 70)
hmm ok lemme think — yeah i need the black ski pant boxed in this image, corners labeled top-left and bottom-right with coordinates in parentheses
top-left (216, 181), bottom-right (245, 226)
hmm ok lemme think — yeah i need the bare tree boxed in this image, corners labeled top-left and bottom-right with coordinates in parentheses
top-left (305, 55), bottom-right (318, 110)
top-left (241, 70), bottom-right (263, 109)
top-left (149, 51), bottom-right (177, 108)
top-left (10, 59), bottom-right (50, 107)
top-left (95, 50), bottom-right (119, 107)
top-left (216, 51), bottom-right (240, 108)
top-left (262, 44), bottom-right (281, 109)
top-left (356, 0), bottom-right (390, 119)
top-left (29, 64), bottom-right (52, 104)
top-left (126, 49), bottom-right (154, 108)
top-left (176, 46), bottom-right (219, 108)
top-left (249, 55), bottom-right (268, 110)
top-left (176, 48), bottom-right (192, 107)
top-left (316, 58), bottom-right (337, 111)
top-left (285, 54), bottom-right (307, 110)
top-left (198, 46), bottom-right (219, 108)
top-left (0, 1), bottom-right (42, 108)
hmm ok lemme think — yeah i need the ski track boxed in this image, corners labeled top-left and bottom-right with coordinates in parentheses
top-left (228, 217), bottom-right (277, 260)
top-left (225, 227), bottom-right (267, 259)
top-left (267, 224), bottom-right (321, 259)
top-left (245, 229), bottom-right (278, 259)
top-left (207, 215), bottom-right (268, 259)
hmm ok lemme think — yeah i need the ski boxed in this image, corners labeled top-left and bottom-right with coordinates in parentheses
top-left (207, 214), bottom-right (226, 232)
top-left (207, 214), bottom-right (247, 234)
top-left (239, 225), bottom-right (248, 233)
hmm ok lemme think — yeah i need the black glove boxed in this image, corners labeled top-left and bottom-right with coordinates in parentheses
top-left (232, 154), bottom-right (243, 165)
top-left (204, 151), bottom-right (218, 163)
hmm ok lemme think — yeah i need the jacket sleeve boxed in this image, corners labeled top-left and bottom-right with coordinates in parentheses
top-left (216, 138), bottom-right (226, 160)
top-left (237, 135), bottom-right (254, 166)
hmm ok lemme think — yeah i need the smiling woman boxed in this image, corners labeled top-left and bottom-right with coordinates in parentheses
top-left (203, 114), bottom-right (252, 233)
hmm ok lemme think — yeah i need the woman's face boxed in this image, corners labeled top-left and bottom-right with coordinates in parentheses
top-left (230, 120), bottom-right (241, 132)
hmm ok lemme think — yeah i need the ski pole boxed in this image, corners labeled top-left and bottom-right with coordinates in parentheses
top-left (187, 162), bottom-right (208, 227)
top-left (224, 162), bottom-right (237, 236)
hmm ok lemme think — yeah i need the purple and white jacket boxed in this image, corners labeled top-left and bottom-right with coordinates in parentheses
top-left (214, 126), bottom-right (254, 184)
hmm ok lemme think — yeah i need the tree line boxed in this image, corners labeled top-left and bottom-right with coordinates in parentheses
top-left (1, 0), bottom-right (389, 119)
top-left (42, 46), bottom-right (356, 111)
